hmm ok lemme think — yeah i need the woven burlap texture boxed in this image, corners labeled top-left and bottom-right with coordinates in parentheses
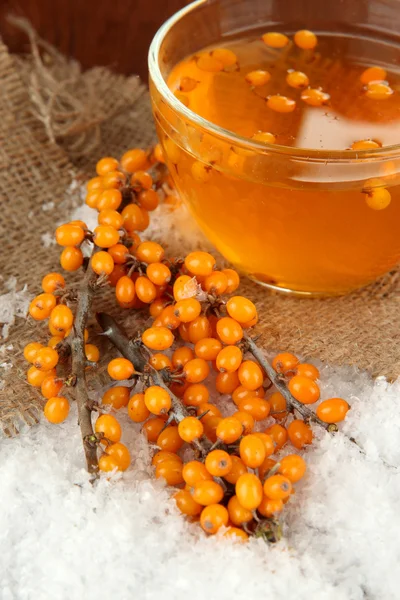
top-left (0, 31), bottom-right (399, 434)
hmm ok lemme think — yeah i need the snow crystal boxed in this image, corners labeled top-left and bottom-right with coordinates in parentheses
top-left (41, 232), bottom-right (55, 248)
top-left (0, 278), bottom-right (30, 340)
top-left (41, 201), bottom-right (55, 212)
top-left (0, 367), bottom-right (399, 599)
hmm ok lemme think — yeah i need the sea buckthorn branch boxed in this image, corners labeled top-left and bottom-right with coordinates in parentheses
top-left (243, 334), bottom-right (335, 431)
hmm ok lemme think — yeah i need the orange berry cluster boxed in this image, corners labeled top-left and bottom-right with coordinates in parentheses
top-left (24, 146), bottom-right (350, 541)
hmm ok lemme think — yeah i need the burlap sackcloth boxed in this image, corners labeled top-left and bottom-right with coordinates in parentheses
top-left (0, 23), bottom-right (399, 434)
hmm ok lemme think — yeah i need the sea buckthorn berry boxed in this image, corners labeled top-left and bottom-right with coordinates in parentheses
top-left (183, 461), bottom-right (212, 486)
top-left (239, 434), bottom-right (266, 468)
top-left (131, 170), bottom-right (153, 190)
top-left (153, 143), bottom-right (165, 163)
top-left (238, 398), bottom-right (270, 421)
top-left (105, 442), bottom-right (131, 471)
top-left (253, 432), bottom-right (275, 457)
top-left (87, 176), bottom-right (104, 191)
top-left (24, 342), bottom-right (43, 363)
top-left (295, 362), bottom-right (320, 380)
top-left (205, 450), bottom-right (233, 477)
top-left (107, 357), bottom-right (134, 380)
top-left (236, 473), bottom-right (263, 510)
top-left (98, 455), bottom-right (119, 473)
top-left (185, 251), bottom-right (216, 276)
top-left (60, 246), bottom-right (83, 271)
top-left (157, 426), bottom-right (183, 453)
top-left (116, 276), bottom-right (136, 305)
top-left (183, 383), bottom-right (209, 407)
top-left (203, 416), bottom-right (222, 443)
top-left (102, 386), bottom-right (130, 409)
top-left (164, 138), bottom-right (182, 164)
top-left (29, 293), bottom-right (57, 320)
top-left (286, 69), bottom-right (310, 89)
top-left (365, 80), bottom-right (393, 100)
top-left (222, 269), bottom-right (240, 293)
top-left (195, 337), bottom-right (222, 361)
top-left (93, 225), bottom-right (120, 248)
top-left (279, 454), bottom-right (307, 483)
top-left (267, 95), bottom-right (296, 113)
top-left (95, 414), bottom-right (122, 443)
top-left (216, 317), bottom-right (243, 345)
top-left (44, 396), bottom-right (70, 424)
top-left (150, 297), bottom-right (169, 318)
top-left (224, 527), bottom-right (249, 541)
top-left (288, 375), bottom-right (320, 404)
top-left (138, 188), bottom-right (159, 212)
top-left (48, 336), bottom-right (63, 349)
top-left (212, 47), bottom-right (238, 67)
top-left (178, 416), bottom-right (204, 442)
top-left (316, 398), bottom-right (350, 423)
top-left (183, 358), bottom-right (210, 383)
top-left (196, 53), bottom-right (224, 73)
top-left (173, 274), bottom-right (196, 301)
top-left (155, 460), bottom-right (184, 486)
top-left (232, 410), bottom-right (254, 434)
top-left (135, 276), bottom-right (157, 303)
top-left (266, 423), bottom-right (288, 449)
top-left (55, 224), bottom-right (85, 247)
top-left (120, 148), bottom-right (148, 173)
top-left (179, 76), bottom-right (198, 92)
top-left (97, 189), bottom-right (122, 211)
top-left (222, 456), bottom-right (247, 485)
top-left (128, 393), bottom-right (150, 422)
top-left (121, 204), bottom-right (147, 232)
top-left (142, 417), bottom-right (167, 442)
top-left (263, 474), bottom-right (292, 500)
top-left (216, 345), bottom-right (243, 373)
top-left (157, 305), bottom-right (181, 330)
top-left (50, 305), bottom-right (74, 332)
top-left (188, 316), bottom-right (212, 344)
top-left (85, 344), bottom-right (100, 362)
top-left (197, 402), bottom-right (222, 421)
top-left (149, 353), bottom-right (172, 371)
top-left (144, 385), bottom-right (171, 415)
top-left (216, 416), bottom-right (243, 444)
top-left (258, 457), bottom-right (277, 481)
top-left (262, 32), bottom-right (289, 48)
top-left (272, 352), bottom-right (299, 374)
top-left (245, 70), bottom-right (271, 86)
top-left (360, 66), bottom-right (387, 84)
top-left (252, 131), bottom-right (276, 144)
top-left (232, 385), bottom-right (264, 406)
top-left (227, 495), bottom-right (253, 526)
top-left (287, 419), bottom-right (313, 449)
top-left (96, 156), bottom-right (119, 176)
top-left (172, 346), bottom-right (194, 368)
top-left (69, 220), bottom-right (87, 229)
top-left (98, 209), bottom-right (123, 230)
top-left (41, 374), bottom-right (63, 399)
top-left (294, 29), bottom-right (318, 49)
top-left (91, 251), bottom-right (115, 276)
top-left (191, 480), bottom-right (224, 506)
top-left (41, 272), bottom-right (65, 294)
top-left (28, 366), bottom-right (55, 387)
top-left (136, 241), bottom-right (164, 264)
top-left (174, 298), bottom-right (202, 323)
top-left (301, 88), bottom-right (330, 106)
top-left (34, 347), bottom-right (59, 371)
top-left (365, 187), bottom-right (391, 210)
top-left (216, 370), bottom-right (240, 394)
top-left (174, 490), bottom-right (202, 516)
top-left (146, 263), bottom-right (171, 286)
top-left (86, 189), bottom-right (102, 209)
top-left (203, 271), bottom-right (228, 295)
top-left (268, 391), bottom-right (288, 420)
top-left (351, 139), bottom-right (381, 150)
top-left (258, 496), bottom-right (283, 518)
top-left (238, 360), bottom-right (263, 391)
top-left (152, 451), bottom-right (182, 466)
top-left (226, 296), bottom-right (257, 324)
top-left (200, 504), bottom-right (229, 535)
top-left (108, 264), bottom-right (127, 287)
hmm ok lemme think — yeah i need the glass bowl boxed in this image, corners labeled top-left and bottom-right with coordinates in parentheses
top-left (149, 0), bottom-right (400, 296)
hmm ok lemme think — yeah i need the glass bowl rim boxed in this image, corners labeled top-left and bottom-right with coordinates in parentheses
top-left (148, 0), bottom-right (400, 162)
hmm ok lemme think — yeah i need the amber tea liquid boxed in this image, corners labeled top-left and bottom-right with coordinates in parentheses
top-left (156, 30), bottom-right (400, 295)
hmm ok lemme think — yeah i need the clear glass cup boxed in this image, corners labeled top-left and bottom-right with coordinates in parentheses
top-left (148, 0), bottom-right (400, 296)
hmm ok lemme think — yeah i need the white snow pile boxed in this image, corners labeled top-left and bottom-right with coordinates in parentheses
top-left (0, 277), bottom-right (30, 340)
top-left (0, 365), bottom-right (399, 600)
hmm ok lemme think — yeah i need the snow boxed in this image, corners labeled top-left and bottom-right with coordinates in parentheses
top-left (1, 365), bottom-right (399, 600)
top-left (0, 278), bottom-right (30, 340)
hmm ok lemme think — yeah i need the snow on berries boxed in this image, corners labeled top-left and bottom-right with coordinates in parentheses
top-left (22, 144), bottom-right (352, 543)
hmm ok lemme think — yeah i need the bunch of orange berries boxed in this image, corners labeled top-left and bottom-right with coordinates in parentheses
top-left (24, 144), bottom-right (350, 541)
